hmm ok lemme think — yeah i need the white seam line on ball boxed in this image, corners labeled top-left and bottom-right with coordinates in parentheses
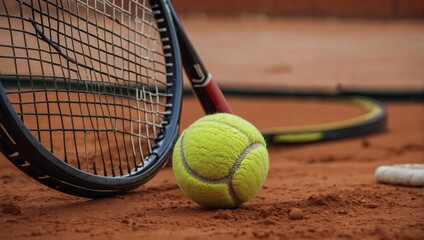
top-left (180, 132), bottom-right (262, 205)
top-left (180, 132), bottom-right (262, 186)
top-left (193, 120), bottom-right (254, 144)
top-left (226, 143), bottom-right (262, 205)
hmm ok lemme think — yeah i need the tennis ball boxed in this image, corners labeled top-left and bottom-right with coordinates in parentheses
top-left (172, 113), bottom-right (269, 209)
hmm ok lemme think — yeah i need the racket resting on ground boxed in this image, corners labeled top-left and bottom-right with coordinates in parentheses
top-left (0, 0), bottom-right (386, 198)
top-left (0, 0), bottom-right (231, 198)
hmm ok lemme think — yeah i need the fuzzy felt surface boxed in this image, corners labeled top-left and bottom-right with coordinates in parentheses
top-left (172, 113), bottom-right (269, 209)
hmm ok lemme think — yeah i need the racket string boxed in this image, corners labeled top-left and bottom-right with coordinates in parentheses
top-left (0, 0), bottom-right (173, 177)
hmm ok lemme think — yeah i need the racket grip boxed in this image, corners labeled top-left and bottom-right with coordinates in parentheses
top-left (193, 76), bottom-right (233, 114)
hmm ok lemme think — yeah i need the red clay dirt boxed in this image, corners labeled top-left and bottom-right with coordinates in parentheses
top-left (1, 18), bottom-right (424, 239)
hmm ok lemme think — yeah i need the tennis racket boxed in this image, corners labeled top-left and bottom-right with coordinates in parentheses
top-left (0, 0), bottom-right (386, 198)
top-left (0, 0), bottom-right (231, 198)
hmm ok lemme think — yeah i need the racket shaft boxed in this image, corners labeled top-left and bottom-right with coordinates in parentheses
top-left (167, 1), bottom-right (233, 114)
top-left (193, 76), bottom-right (233, 113)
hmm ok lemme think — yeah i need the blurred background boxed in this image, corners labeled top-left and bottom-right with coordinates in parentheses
top-left (173, 0), bottom-right (424, 18)
top-left (172, 0), bottom-right (424, 93)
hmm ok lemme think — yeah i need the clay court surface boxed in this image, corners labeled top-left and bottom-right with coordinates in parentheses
top-left (1, 17), bottom-right (424, 239)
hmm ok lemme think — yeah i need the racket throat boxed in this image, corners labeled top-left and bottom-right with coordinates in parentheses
top-left (165, 1), bottom-right (233, 114)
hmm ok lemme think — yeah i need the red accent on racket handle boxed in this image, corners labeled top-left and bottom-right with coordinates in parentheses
top-left (193, 76), bottom-right (233, 114)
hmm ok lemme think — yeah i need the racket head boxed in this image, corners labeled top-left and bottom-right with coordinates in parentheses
top-left (260, 96), bottom-right (387, 145)
top-left (0, 0), bottom-right (182, 197)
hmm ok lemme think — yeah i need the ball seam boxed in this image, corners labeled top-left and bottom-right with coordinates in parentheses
top-left (193, 119), bottom-right (258, 144)
top-left (227, 142), bottom-right (263, 205)
top-left (179, 132), bottom-right (263, 205)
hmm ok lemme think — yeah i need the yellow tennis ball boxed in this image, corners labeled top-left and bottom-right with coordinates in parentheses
top-left (172, 113), bottom-right (269, 209)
